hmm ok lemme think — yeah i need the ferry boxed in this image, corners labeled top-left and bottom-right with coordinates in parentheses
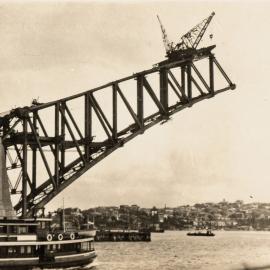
top-left (0, 217), bottom-right (96, 270)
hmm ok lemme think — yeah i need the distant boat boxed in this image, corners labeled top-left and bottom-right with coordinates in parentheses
top-left (77, 221), bottom-right (96, 237)
top-left (187, 229), bottom-right (215, 237)
top-left (150, 228), bottom-right (165, 233)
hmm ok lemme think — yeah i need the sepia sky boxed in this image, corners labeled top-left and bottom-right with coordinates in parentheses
top-left (1, 0), bottom-right (270, 211)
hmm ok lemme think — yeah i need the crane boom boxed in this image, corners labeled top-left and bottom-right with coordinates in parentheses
top-left (181, 12), bottom-right (215, 49)
top-left (157, 15), bottom-right (173, 54)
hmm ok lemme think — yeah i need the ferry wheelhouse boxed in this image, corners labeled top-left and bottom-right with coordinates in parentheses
top-left (0, 218), bottom-right (96, 269)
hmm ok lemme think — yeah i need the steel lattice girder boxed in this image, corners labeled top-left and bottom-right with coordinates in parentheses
top-left (0, 52), bottom-right (236, 217)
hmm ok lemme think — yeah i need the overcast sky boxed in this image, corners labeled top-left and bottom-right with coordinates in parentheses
top-left (1, 0), bottom-right (270, 211)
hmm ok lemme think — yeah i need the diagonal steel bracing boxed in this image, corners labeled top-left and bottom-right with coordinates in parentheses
top-left (0, 52), bottom-right (236, 217)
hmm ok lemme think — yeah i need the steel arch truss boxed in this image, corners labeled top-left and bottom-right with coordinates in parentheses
top-left (0, 53), bottom-right (235, 217)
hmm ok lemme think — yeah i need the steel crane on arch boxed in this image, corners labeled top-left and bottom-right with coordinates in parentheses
top-left (157, 11), bottom-right (216, 64)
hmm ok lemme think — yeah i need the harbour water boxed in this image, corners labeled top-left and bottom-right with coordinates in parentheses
top-left (52, 231), bottom-right (270, 270)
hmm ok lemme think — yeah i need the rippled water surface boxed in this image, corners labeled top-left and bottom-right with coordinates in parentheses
top-left (58, 231), bottom-right (270, 270)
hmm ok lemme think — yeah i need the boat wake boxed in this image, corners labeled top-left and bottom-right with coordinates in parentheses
top-left (81, 261), bottom-right (99, 269)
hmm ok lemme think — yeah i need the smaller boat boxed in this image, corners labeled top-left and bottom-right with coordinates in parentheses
top-left (150, 228), bottom-right (165, 233)
top-left (77, 221), bottom-right (96, 237)
top-left (187, 229), bottom-right (215, 237)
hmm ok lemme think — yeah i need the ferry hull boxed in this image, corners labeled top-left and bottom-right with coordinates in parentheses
top-left (0, 251), bottom-right (96, 270)
top-left (0, 258), bottom-right (39, 270)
